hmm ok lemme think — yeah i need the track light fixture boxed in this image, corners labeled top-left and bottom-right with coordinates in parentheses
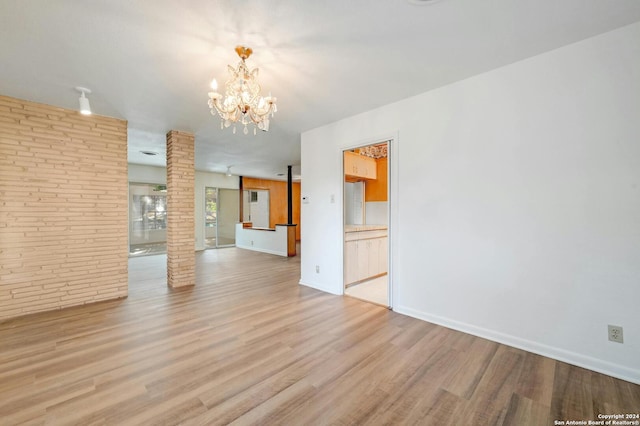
top-left (75, 87), bottom-right (92, 115)
top-left (226, 166), bottom-right (233, 177)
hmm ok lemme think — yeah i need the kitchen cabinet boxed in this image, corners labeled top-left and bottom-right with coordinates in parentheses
top-left (344, 151), bottom-right (377, 181)
top-left (344, 240), bottom-right (360, 285)
top-left (344, 227), bottom-right (387, 285)
top-left (364, 156), bottom-right (387, 202)
top-left (368, 236), bottom-right (387, 277)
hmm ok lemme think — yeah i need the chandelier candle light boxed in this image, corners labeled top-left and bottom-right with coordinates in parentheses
top-left (208, 46), bottom-right (277, 135)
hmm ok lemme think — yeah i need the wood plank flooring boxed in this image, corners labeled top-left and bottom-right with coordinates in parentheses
top-left (1, 247), bottom-right (638, 425)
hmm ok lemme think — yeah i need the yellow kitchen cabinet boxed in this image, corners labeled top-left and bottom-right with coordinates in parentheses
top-left (344, 151), bottom-right (377, 181)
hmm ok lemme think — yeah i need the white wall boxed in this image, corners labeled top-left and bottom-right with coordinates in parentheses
top-left (128, 164), bottom-right (166, 184)
top-left (301, 22), bottom-right (640, 383)
top-left (235, 224), bottom-right (290, 257)
top-left (365, 201), bottom-right (387, 225)
top-left (217, 188), bottom-right (240, 242)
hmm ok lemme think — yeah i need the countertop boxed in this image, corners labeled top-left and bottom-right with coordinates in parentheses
top-left (345, 224), bottom-right (388, 233)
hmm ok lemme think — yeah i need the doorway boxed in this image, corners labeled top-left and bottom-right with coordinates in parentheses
top-left (205, 187), bottom-right (239, 248)
top-left (129, 182), bottom-right (167, 256)
top-left (343, 141), bottom-right (390, 307)
top-left (242, 189), bottom-right (270, 228)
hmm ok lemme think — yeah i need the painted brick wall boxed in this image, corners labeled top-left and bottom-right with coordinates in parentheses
top-left (166, 130), bottom-right (195, 288)
top-left (0, 95), bottom-right (128, 320)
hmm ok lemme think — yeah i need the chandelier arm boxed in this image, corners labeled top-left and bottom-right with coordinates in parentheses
top-left (247, 109), bottom-right (262, 123)
top-left (211, 97), bottom-right (234, 115)
top-left (250, 104), bottom-right (272, 119)
top-left (211, 97), bottom-right (224, 112)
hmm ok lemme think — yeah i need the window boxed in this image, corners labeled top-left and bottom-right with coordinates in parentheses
top-left (205, 187), bottom-right (217, 228)
top-left (131, 194), bottom-right (167, 231)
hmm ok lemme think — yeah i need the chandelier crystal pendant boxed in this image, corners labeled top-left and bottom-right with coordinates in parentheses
top-left (208, 46), bottom-right (277, 135)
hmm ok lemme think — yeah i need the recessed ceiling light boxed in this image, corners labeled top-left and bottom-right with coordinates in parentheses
top-left (140, 150), bottom-right (159, 156)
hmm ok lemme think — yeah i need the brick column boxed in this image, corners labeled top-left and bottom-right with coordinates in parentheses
top-left (166, 130), bottom-right (195, 288)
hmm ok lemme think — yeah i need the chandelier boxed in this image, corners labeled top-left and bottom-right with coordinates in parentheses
top-left (208, 46), bottom-right (277, 135)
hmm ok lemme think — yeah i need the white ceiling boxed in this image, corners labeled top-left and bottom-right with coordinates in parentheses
top-left (2, 0), bottom-right (640, 179)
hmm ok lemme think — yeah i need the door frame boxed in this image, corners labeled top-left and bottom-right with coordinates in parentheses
top-left (242, 188), bottom-right (270, 228)
top-left (341, 133), bottom-right (398, 309)
top-left (204, 186), bottom-right (238, 249)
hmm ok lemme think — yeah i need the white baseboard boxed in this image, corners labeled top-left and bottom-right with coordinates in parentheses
top-left (299, 279), bottom-right (341, 295)
top-left (395, 305), bottom-right (640, 385)
top-left (235, 244), bottom-right (286, 257)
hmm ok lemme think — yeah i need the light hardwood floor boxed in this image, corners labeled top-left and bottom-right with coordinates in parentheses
top-left (1, 248), bottom-right (638, 425)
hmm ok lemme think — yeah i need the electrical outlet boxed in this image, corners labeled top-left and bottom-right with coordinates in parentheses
top-left (315, 265), bottom-right (320, 273)
top-left (608, 325), bottom-right (624, 343)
